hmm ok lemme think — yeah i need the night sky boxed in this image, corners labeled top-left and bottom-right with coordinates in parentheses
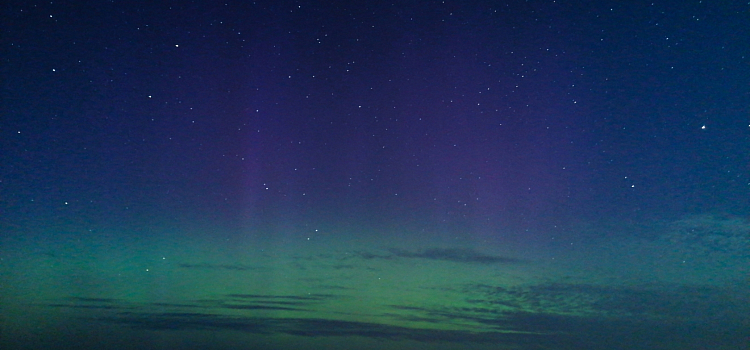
top-left (3, 2), bottom-right (750, 349)
top-left (3, 1), bottom-right (750, 236)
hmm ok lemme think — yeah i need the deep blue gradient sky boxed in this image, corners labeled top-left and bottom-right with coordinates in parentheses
top-left (3, 1), bottom-right (749, 237)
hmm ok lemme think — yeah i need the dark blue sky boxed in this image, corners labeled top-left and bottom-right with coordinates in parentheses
top-left (3, 0), bottom-right (749, 236)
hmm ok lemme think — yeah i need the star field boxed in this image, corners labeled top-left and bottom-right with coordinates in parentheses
top-left (3, 0), bottom-right (749, 236)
